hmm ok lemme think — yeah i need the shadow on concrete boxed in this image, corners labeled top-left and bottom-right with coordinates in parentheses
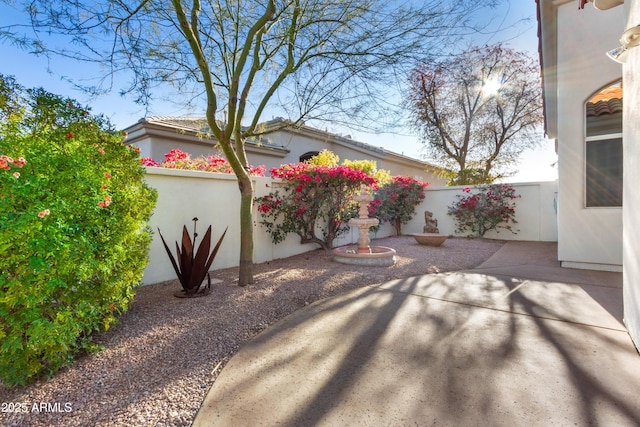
top-left (193, 242), bottom-right (640, 426)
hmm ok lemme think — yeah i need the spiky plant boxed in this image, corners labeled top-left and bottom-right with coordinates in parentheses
top-left (158, 218), bottom-right (227, 296)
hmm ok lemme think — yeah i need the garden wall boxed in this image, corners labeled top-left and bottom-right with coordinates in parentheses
top-left (408, 181), bottom-right (559, 241)
top-left (141, 167), bottom-right (395, 285)
top-left (141, 167), bottom-right (557, 285)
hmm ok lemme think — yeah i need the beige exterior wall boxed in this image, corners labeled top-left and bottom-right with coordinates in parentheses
top-left (623, 0), bottom-right (640, 351)
top-left (554, 2), bottom-right (623, 271)
top-left (264, 127), bottom-right (446, 184)
top-left (125, 119), bottom-right (447, 186)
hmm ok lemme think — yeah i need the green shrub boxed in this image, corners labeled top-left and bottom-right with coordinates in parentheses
top-left (0, 75), bottom-right (157, 386)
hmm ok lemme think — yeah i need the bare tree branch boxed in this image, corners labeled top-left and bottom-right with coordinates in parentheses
top-left (408, 43), bottom-right (543, 185)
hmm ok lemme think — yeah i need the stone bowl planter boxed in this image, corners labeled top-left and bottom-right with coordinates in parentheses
top-left (412, 233), bottom-right (448, 247)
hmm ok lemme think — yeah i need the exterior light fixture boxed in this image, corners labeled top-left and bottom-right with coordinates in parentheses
top-left (606, 25), bottom-right (640, 64)
top-left (580, 0), bottom-right (624, 10)
top-left (592, 0), bottom-right (624, 10)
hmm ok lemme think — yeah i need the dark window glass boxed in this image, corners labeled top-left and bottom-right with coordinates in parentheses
top-left (586, 138), bottom-right (622, 207)
top-left (299, 151), bottom-right (319, 162)
top-left (585, 81), bottom-right (622, 208)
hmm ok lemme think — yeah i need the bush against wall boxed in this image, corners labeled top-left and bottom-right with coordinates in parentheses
top-left (369, 176), bottom-right (428, 235)
top-left (447, 184), bottom-right (519, 237)
top-left (141, 148), bottom-right (266, 176)
top-left (255, 163), bottom-right (376, 250)
top-left (0, 75), bottom-right (157, 386)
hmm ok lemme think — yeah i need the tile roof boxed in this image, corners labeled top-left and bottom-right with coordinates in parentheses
top-left (140, 116), bottom-right (433, 168)
top-left (141, 116), bottom-right (284, 150)
top-left (586, 98), bottom-right (622, 116)
top-left (586, 83), bottom-right (622, 116)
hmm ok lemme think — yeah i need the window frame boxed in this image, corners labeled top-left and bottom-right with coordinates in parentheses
top-left (583, 80), bottom-right (623, 209)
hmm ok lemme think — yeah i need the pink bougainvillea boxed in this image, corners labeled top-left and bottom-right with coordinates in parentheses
top-left (140, 157), bottom-right (160, 167)
top-left (255, 163), bottom-right (376, 250)
top-left (368, 176), bottom-right (428, 235)
top-left (448, 184), bottom-right (519, 237)
top-left (139, 149), bottom-right (265, 176)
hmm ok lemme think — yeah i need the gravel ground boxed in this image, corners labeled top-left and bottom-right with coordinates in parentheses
top-left (0, 236), bottom-right (505, 427)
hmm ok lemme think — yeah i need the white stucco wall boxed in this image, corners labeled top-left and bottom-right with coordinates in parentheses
top-left (140, 170), bottom-right (556, 285)
top-left (411, 181), bottom-right (558, 242)
top-left (623, 0), bottom-right (640, 351)
top-left (555, 3), bottom-right (623, 270)
top-left (141, 168), bottom-right (396, 285)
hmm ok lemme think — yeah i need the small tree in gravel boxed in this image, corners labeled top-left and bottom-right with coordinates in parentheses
top-left (255, 163), bottom-right (376, 250)
top-left (369, 176), bottom-right (428, 235)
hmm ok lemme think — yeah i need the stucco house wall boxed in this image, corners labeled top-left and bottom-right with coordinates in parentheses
top-left (623, 0), bottom-right (640, 352)
top-left (125, 118), bottom-right (290, 171)
top-left (539, 0), bottom-right (640, 350)
top-left (124, 117), bottom-right (447, 186)
top-left (263, 124), bottom-right (444, 182)
top-left (541, 0), bottom-right (623, 271)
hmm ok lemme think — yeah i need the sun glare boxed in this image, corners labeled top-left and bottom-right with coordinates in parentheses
top-left (482, 78), bottom-right (501, 97)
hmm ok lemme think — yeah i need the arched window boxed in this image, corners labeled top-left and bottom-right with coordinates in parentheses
top-left (299, 151), bottom-right (319, 163)
top-left (585, 80), bottom-right (622, 207)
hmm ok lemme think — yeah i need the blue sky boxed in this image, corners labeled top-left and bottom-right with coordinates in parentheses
top-left (0, 0), bottom-right (556, 182)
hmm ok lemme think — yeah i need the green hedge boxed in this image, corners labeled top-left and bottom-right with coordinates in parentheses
top-left (0, 75), bottom-right (157, 386)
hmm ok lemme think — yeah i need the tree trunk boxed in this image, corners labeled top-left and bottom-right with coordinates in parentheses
top-left (394, 218), bottom-right (402, 236)
top-left (237, 174), bottom-right (254, 286)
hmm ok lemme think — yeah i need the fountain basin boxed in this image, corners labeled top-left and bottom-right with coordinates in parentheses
top-left (332, 246), bottom-right (397, 266)
top-left (412, 233), bottom-right (448, 247)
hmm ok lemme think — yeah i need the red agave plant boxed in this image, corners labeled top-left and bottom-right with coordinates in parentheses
top-left (157, 218), bottom-right (227, 297)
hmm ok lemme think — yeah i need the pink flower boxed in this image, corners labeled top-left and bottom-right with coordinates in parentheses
top-left (141, 157), bottom-right (160, 167)
top-left (37, 209), bottom-right (50, 218)
top-left (98, 148), bottom-right (105, 155)
top-left (98, 195), bottom-right (112, 208)
top-left (12, 172), bottom-right (19, 178)
top-left (462, 187), bottom-right (471, 193)
top-left (164, 148), bottom-right (189, 162)
top-left (104, 173), bottom-right (112, 179)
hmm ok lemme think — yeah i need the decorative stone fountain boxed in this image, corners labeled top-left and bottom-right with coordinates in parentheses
top-left (333, 185), bottom-right (396, 266)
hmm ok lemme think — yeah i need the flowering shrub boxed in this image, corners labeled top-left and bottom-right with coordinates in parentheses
top-left (306, 150), bottom-right (392, 184)
top-left (447, 184), bottom-right (519, 237)
top-left (0, 75), bottom-right (157, 386)
top-left (370, 176), bottom-right (428, 235)
top-left (306, 149), bottom-right (339, 166)
top-left (141, 148), bottom-right (266, 176)
top-left (255, 163), bottom-right (376, 250)
top-left (342, 158), bottom-right (392, 185)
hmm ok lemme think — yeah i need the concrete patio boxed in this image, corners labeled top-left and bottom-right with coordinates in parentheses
top-left (193, 241), bottom-right (640, 426)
